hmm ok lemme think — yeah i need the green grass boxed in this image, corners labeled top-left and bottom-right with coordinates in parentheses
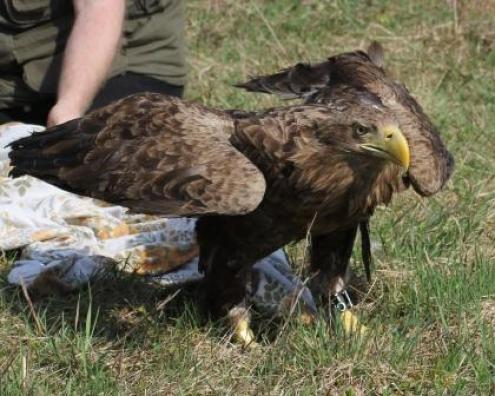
top-left (1, 1), bottom-right (495, 394)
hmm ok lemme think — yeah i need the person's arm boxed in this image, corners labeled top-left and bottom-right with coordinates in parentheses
top-left (46, 0), bottom-right (125, 127)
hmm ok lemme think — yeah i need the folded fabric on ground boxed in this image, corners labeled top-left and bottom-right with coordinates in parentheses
top-left (0, 123), bottom-right (316, 316)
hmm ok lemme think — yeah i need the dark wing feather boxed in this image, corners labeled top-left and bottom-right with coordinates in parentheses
top-left (382, 82), bottom-right (454, 196)
top-left (9, 93), bottom-right (266, 217)
top-left (235, 62), bottom-right (331, 99)
top-left (235, 46), bottom-right (454, 196)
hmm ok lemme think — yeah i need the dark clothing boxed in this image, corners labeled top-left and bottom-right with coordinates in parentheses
top-left (0, 72), bottom-right (184, 125)
top-left (90, 72), bottom-right (184, 110)
top-left (0, 0), bottom-right (186, 113)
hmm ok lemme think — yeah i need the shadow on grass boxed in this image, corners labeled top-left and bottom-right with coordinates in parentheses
top-left (0, 263), bottom-right (214, 346)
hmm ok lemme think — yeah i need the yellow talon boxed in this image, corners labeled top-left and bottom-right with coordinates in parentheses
top-left (233, 318), bottom-right (258, 348)
top-left (228, 307), bottom-right (258, 348)
top-left (340, 310), bottom-right (368, 336)
top-left (298, 311), bottom-right (316, 325)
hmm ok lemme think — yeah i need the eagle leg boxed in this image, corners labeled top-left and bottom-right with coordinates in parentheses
top-left (308, 226), bottom-right (359, 304)
top-left (196, 215), bottom-right (299, 346)
top-left (196, 218), bottom-right (256, 345)
top-left (201, 253), bottom-right (258, 347)
top-left (202, 254), bottom-right (250, 317)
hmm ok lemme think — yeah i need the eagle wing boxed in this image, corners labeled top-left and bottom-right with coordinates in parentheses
top-left (9, 93), bottom-right (266, 217)
top-left (235, 44), bottom-right (454, 197)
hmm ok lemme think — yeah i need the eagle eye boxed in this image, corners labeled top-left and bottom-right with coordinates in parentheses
top-left (353, 123), bottom-right (369, 136)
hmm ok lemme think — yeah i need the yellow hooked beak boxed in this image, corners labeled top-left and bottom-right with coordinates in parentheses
top-left (361, 125), bottom-right (410, 169)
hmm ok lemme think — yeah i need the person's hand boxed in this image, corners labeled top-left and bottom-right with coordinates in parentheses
top-left (46, 101), bottom-right (84, 127)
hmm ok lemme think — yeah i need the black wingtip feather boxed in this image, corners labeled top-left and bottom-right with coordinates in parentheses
top-left (234, 60), bottom-right (332, 100)
top-left (8, 118), bottom-right (85, 180)
top-left (359, 221), bottom-right (372, 283)
top-left (233, 78), bottom-right (273, 94)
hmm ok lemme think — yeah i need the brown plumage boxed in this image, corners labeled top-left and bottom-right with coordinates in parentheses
top-left (9, 44), bottom-right (453, 331)
top-left (236, 42), bottom-right (454, 197)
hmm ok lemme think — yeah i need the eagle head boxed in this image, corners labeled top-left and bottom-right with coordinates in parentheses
top-left (311, 86), bottom-right (410, 170)
top-left (354, 123), bottom-right (409, 169)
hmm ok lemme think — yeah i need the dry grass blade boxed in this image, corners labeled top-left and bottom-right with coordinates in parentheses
top-left (19, 279), bottom-right (44, 336)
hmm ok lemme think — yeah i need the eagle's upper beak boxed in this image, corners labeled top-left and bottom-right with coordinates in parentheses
top-left (361, 125), bottom-right (410, 169)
